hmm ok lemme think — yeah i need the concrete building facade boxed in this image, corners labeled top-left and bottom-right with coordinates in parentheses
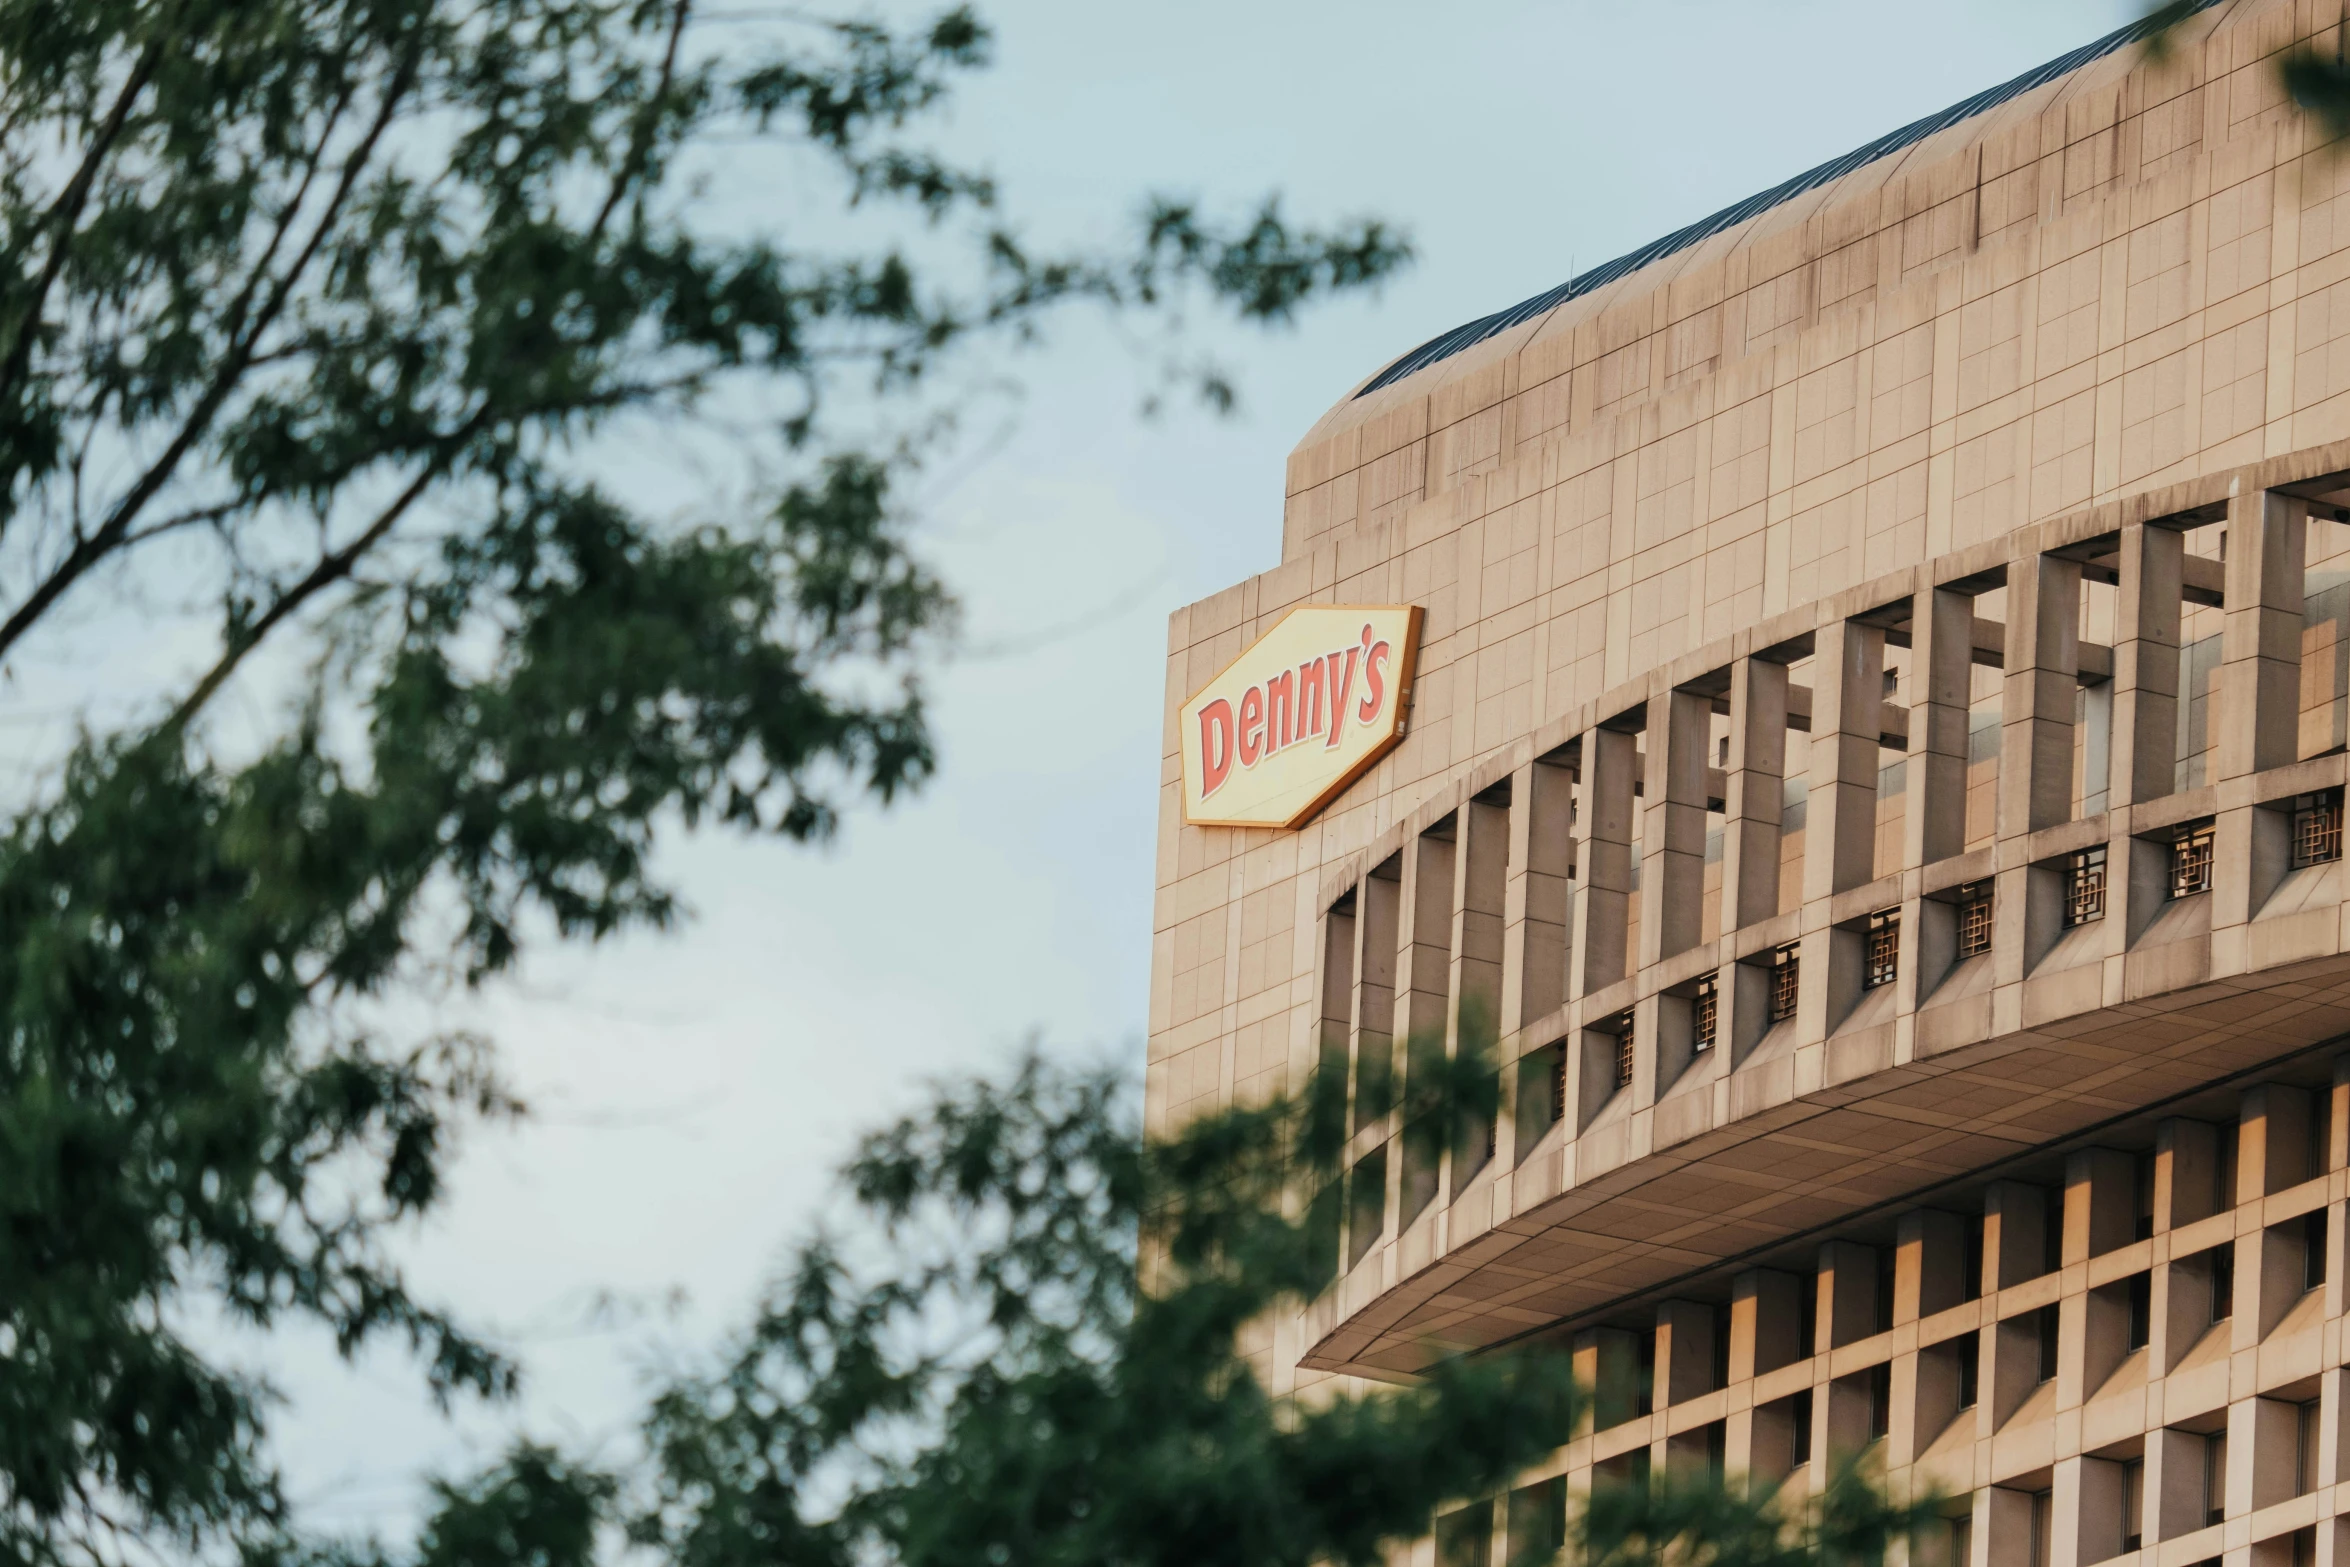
top-left (1147, 4), bottom-right (2350, 1566)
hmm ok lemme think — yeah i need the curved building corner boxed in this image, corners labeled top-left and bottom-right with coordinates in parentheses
top-left (1148, 4), bottom-right (2350, 1565)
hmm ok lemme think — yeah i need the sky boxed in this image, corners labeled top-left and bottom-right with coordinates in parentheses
top-left (127, 0), bottom-right (2150, 1534)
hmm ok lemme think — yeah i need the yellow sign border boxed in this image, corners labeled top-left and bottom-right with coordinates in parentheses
top-left (1179, 603), bottom-right (1424, 831)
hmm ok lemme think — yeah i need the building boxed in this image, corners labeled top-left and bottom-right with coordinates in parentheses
top-left (1145, 4), bottom-right (2350, 1566)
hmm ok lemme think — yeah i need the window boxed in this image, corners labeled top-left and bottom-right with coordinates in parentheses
top-left (2204, 1429), bottom-right (2228, 1526)
top-left (2065, 846), bottom-right (2108, 926)
top-left (2030, 1489), bottom-right (2053, 1567)
top-left (1790, 1387), bottom-right (1814, 1466)
top-left (1864, 909), bottom-right (1899, 989)
top-left (1693, 972), bottom-right (1718, 1055)
top-left (1962, 1213), bottom-right (1985, 1302)
top-left (2126, 1272), bottom-right (2151, 1352)
top-left (2298, 1400), bottom-right (2322, 1495)
top-left (1437, 1500), bottom-right (1493, 1567)
top-left (1770, 942), bottom-right (1800, 1023)
top-left (2293, 792), bottom-right (2343, 869)
top-left (2304, 1208), bottom-right (2328, 1292)
top-left (2121, 1458), bottom-right (2144, 1553)
top-left (1956, 883), bottom-right (1994, 957)
top-left (1612, 1013), bottom-right (1635, 1090)
top-left (1866, 1361), bottom-right (1892, 1442)
top-left (2035, 1303), bottom-right (2059, 1382)
top-left (1955, 1332), bottom-right (1979, 1409)
top-left (2170, 825), bottom-right (2215, 898)
top-left (2211, 1242), bottom-right (2235, 1323)
top-left (1506, 1479), bottom-right (1566, 1567)
top-left (1547, 1049), bottom-right (1566, 1123)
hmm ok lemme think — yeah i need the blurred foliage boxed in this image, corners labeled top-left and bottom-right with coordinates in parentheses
top-left (0, 0), bottom-right (1410, 1561)
top-left (312, 1053), bottom-right (1930, 1567)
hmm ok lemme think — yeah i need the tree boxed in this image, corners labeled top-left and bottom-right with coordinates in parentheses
top-left (0, 2), bottom-right (1409, 1561)
top-left (356, 1051), bottom-right (1930, 1567)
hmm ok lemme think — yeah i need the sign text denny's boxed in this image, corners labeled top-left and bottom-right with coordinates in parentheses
top-left (1179, 604), bottom-right (1422, 830)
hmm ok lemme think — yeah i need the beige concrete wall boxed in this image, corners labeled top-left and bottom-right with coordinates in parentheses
top-left (1145, 0), bottom-right (2350, 1494)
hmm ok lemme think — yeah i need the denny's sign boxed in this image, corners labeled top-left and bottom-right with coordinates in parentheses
top-left (1180, 604), bottom-right (1422, 830)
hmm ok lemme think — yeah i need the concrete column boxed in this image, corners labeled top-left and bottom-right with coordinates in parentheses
top-left (1640, 687), bottom-right (1713, 968)
top-left (1500, 757), bottom-right (1573, 1034)
top-left (2110, 521), bottom-right (2183, 809)
top-left (1394, 829), bottom-right (1456, 1072)
top-left (1720, 657), bottom-right (1789, 930)
top-left (1907, 584), bottom-right (1978, 867)
top-left (1349, 863), bottom-right (1400, 1133)
top-left (1448, 795), bottom-right (1508, 1050)
top-left (2219, 487), bottom-right (2309, 781)
top-left (1656, 1299), bottom-right (1719, 1406)
top-left (1393, 829), bottom-right (1455, 1229)
top-left (1570, 723), bottom-right (1639, 997)
top-left (2064, 1147), bottom-right (2137, 1262)
top-left (1318, 895), bottom-right (1355, 1091)
top-left (1805, 619), bottom-right (1888, 901)
top-left (1819, 1239), bottom-right (1883, 1346)
top-left (2001, 553), bottom-right (2083, 838)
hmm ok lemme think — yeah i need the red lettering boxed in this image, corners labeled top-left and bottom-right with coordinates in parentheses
top-left (1325, 646), bottom-right (1359, 748)
top-left (1265, 670), bottom-right (1295, 753)
top-left (1296, 658), bottom-right (1327, 742)
top-left (1359, 637), bottom-right (1390, 723)
top-left (1198, 699), bottom-right (1234, 796)
top-left (1238, 686), bottom-right (1265, 766)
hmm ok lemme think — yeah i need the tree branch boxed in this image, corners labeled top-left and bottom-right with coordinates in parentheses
top-left (0, 33), bottom-right (171, 415)
top-left (0, 44), bottom-right (422, 668)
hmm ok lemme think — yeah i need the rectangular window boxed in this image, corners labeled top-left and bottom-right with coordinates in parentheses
top-left (1437, 1500), bottom-right (1493, 1567)
top-left (2211, 1242), bottom-right (2235, 1323)
top-left (2303, 1208), bottom-right (2328, 1293)
top-left (2204, 1429), bottom-right (2227, 1526)
top-left (2121, 1458), bottom-right (2143, 1553)
top-left (1693, 972), bottom-right (1718, 1055)
top-left (1505, 1479), bottom-right (1566, 1567)
top-left (2293, 792), bottom-right (2342, 868)
top-left (1770, 942), bottom-right (1800, 1023)
top-left (1957, 883), bottom-right (1994, 957)
top-left (2030, 1489), bottom-right (2052, 1567)
top-left (1867, 1361), bottom-right (1891, 1442)
top-left (1864, 909), bottom-right (1899, 990)
top-left (2035, 1303), bottom-right (2059, 1383)
top-left (2170, 825), bottom-right (2215, 899)
top-left (2298, 1399), bottom-right (2321, 1495)
top-left (2126, 1272), bottom-right (2151, 1351)
top-left (1790, 1387), bottom-right (1814, 1466)
top-left (1547, 1049), bottom-right (1566, 1123)
top-left (2065, 846), bottom-right (2108, 926)
top-left (1962, 1212), bottom-right (1985, 1302)
top-left (1955, 1332), bottom-right (1979, 1409)
top-left (1612, 1014), bottom-right (1635, 1091)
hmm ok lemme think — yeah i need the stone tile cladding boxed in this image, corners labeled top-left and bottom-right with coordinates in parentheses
top-left (1145, 3), bottom-right (2350, 1559)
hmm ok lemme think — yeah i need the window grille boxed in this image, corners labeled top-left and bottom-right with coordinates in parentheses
top-left (1612, 1014), bottom-right (1635, 1090)
top-left (1693, 973), bottom-right (1718, 1055)
top-left (1548, 1048), bottom-right (1565, 1122)
top-left (2293, 793), bottom-right (2343, 868)
top-left (1956, 884), bottom-right (1994, 957)
top-left (2063, 846), bottom-right (2107, 926)
top-left (2169, 825), bottom-right (2214, 898)
top-left (1769, 943), bottom-right (1800, 1023)
top-left (1863, 910), bottom-right (1899, 990)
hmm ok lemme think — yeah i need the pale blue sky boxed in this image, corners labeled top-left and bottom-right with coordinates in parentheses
top-left (243, 0), bottom-right (2144, 1534)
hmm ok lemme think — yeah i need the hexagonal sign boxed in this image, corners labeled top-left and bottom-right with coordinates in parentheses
top-left (1179, 604), bottom-right (1423, 830)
